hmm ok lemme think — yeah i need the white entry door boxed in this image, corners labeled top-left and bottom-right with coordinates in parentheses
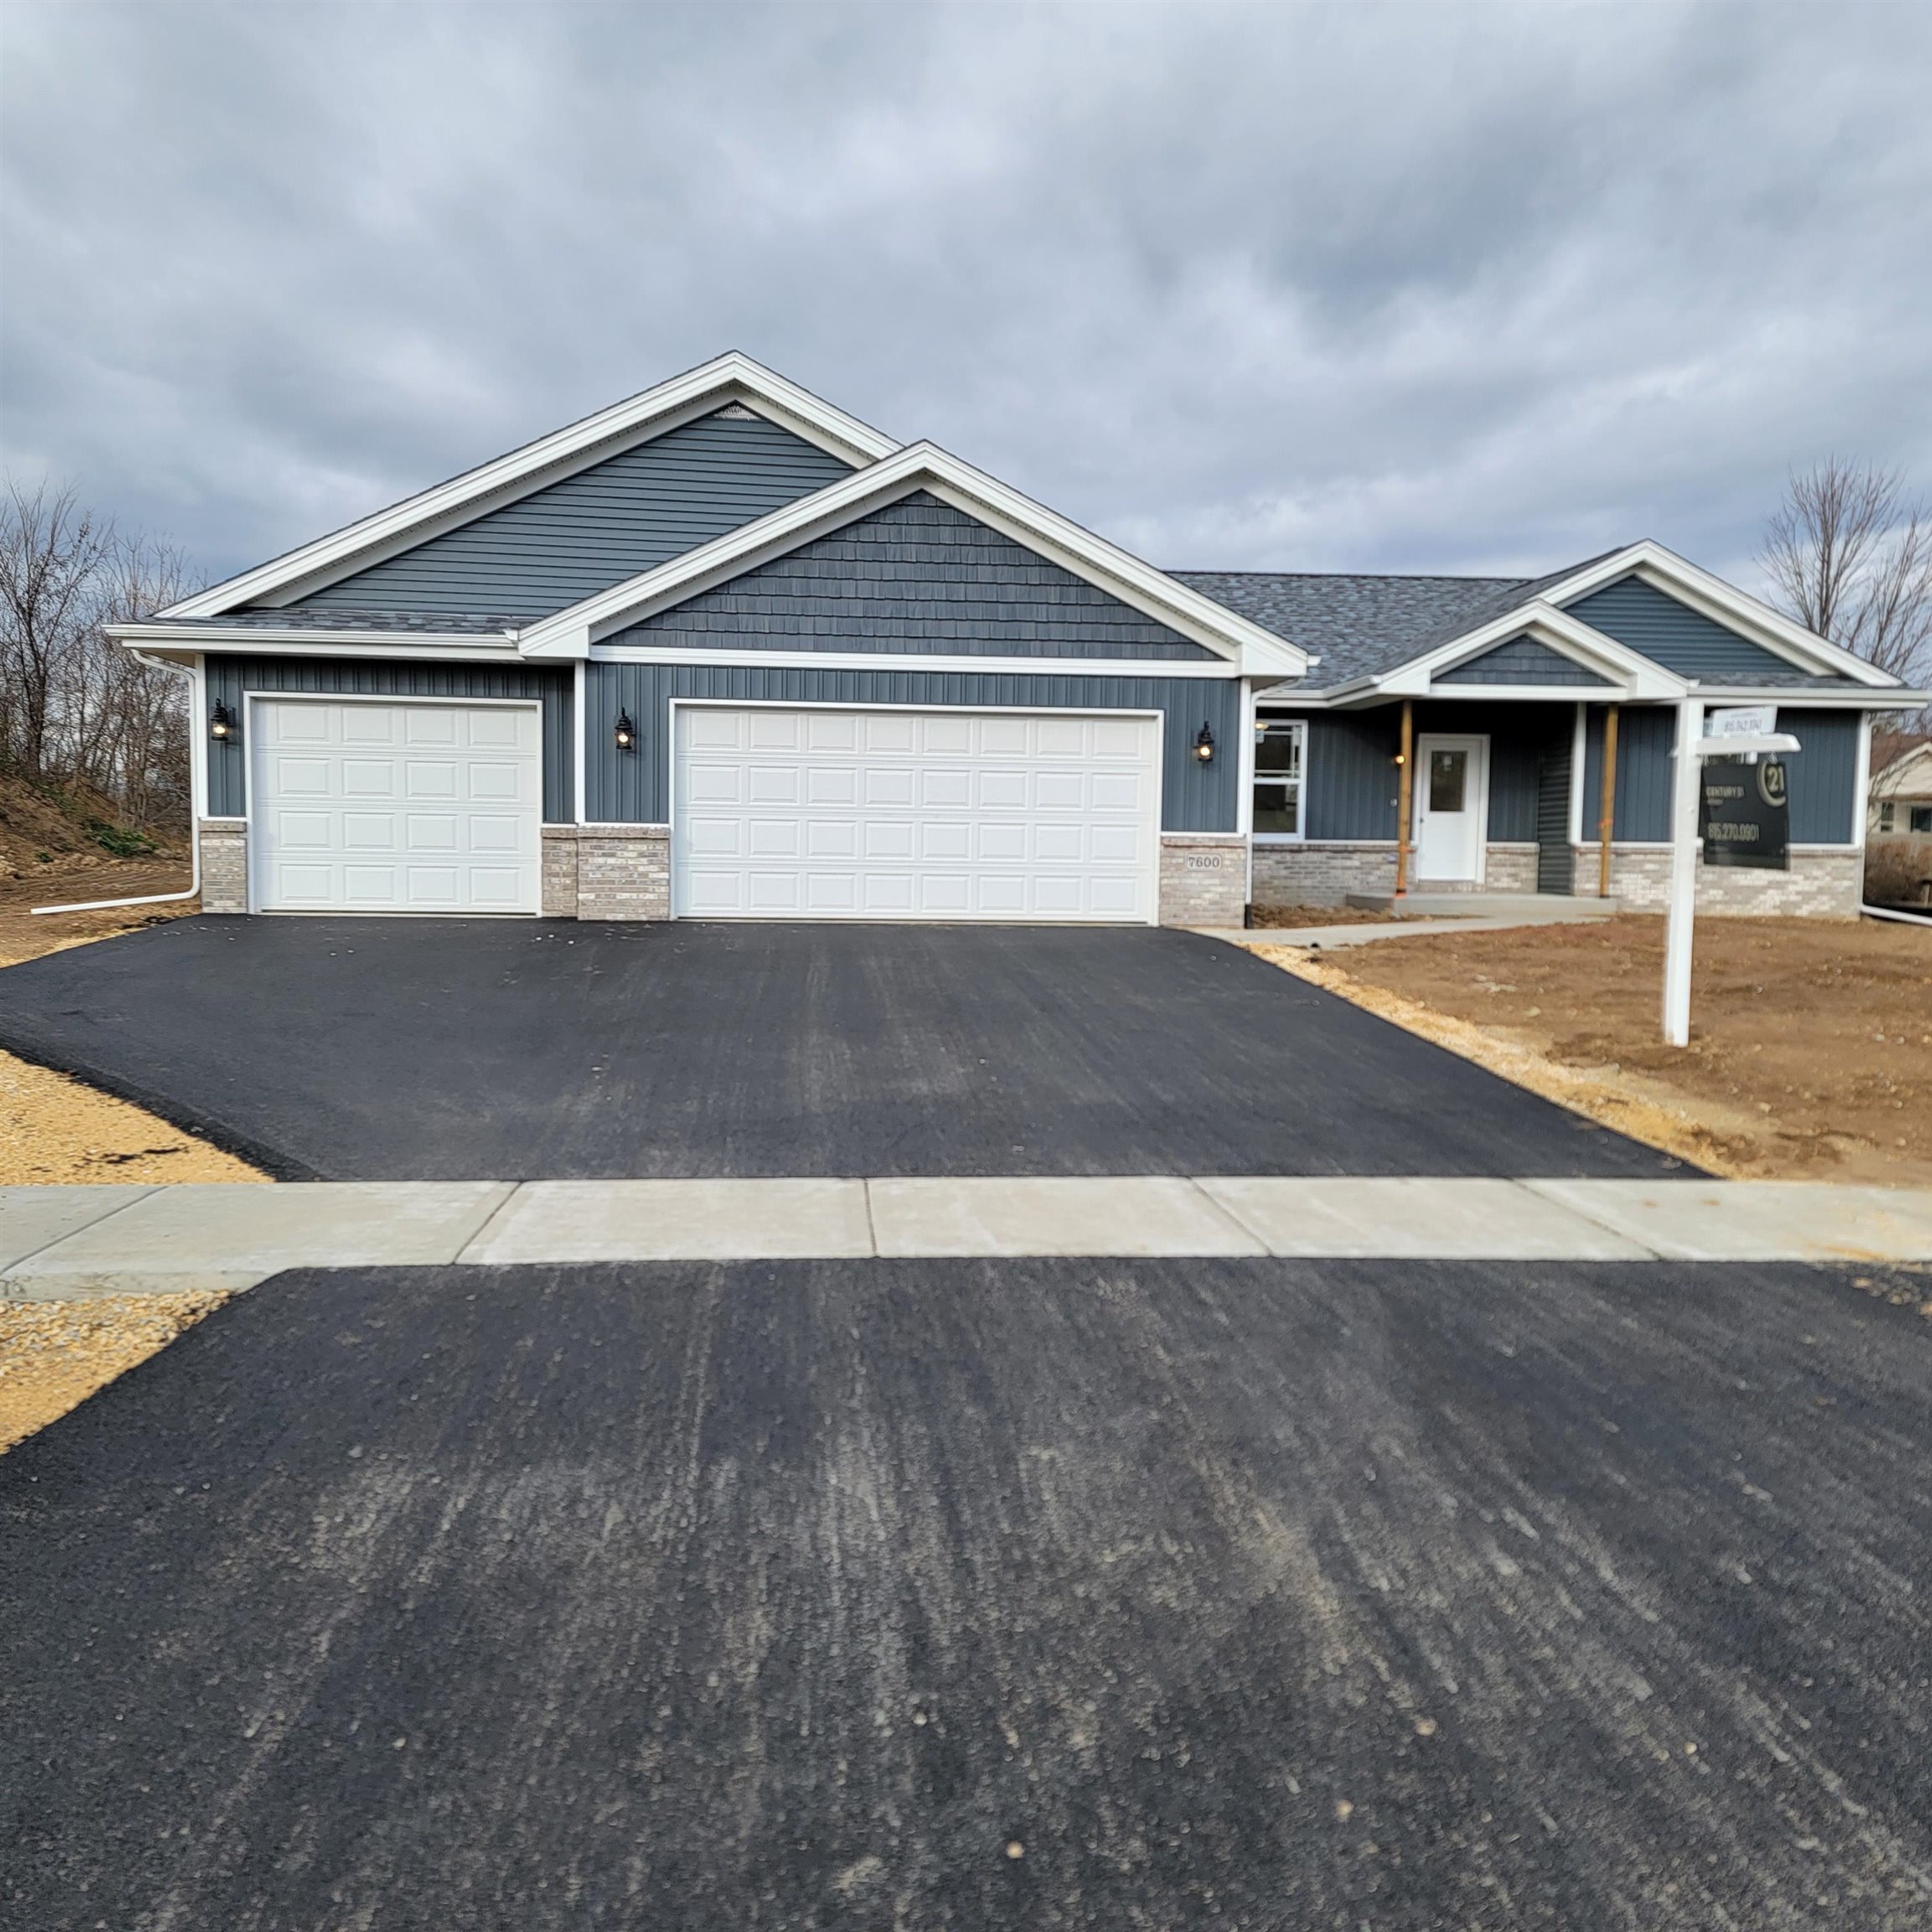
top-left (1413, 734), bottom-right (1488, 883)
top-left (673, 704), bottom-right (1161, 922)
top-left (248, 698), bottom-right (543, 913)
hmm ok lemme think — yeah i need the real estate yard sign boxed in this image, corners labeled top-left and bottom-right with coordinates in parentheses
top-left (1700, 758), bottom-right (1789, 870)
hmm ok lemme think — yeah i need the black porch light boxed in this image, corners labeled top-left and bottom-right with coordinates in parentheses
top-left (209, 700), bottom-right (236, 741)
top-left (1193, 720), bottom-right (1216, 766)
top-left (613, 708), bottom-right (636, 752)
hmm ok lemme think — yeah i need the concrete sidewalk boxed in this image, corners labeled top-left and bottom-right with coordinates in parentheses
top-left (4, 1177), bottom-right (1929, 1296)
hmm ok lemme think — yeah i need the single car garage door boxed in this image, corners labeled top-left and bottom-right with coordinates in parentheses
top-left (673, 704), bottom-right (1161, 922)
top-left (248, 697), bottom-right (543, 914)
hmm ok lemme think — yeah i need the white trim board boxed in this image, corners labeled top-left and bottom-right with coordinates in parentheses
top-left (516, 442), bottom-right (1311, 680)
top-left (158, 354), bottom-right (899, 621)
top-left (588, 645), bottom-right (1240, 678)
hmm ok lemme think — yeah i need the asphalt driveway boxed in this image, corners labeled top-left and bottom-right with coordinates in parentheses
top-left (0, 917), bottom-right (1685, 1181)
top-left (5, 1255), bottom-right (1929, 1929)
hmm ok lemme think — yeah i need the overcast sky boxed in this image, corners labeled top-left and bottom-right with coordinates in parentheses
top-left (3, 2), bottom-right (1929, 598)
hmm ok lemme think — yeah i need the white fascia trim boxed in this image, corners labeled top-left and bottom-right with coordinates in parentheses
top-left (1540, 541), bottom-right (1902, 688)
top-left (159, 353), bottom-right (899, 621)
top-left (1376, 602), bottom-right (1683, 700)
top-left (1694, 687), bottom-right (1929, 708)
top-left (109, 626), bottom-right (526, 663)
top-left (589, 645), bottom-right (1239, 678)
top-left (517, 443), bottom-right (1311, 678)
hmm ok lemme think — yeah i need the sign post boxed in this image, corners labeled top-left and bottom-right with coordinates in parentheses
top-left (1661, 704), bottom-right (1799, 1046)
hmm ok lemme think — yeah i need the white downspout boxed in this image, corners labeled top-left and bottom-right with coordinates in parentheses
top-left (32, 652), bottom-right (205, 917)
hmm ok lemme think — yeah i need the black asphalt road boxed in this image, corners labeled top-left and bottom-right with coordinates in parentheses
top-left (0, 917), bottom-right (1685, 1181)
top-left (5, 1258), bottom-right (1929, 1929)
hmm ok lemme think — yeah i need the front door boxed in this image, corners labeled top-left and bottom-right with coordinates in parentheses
top-left (1414, 735), bottom-right (1488, 883)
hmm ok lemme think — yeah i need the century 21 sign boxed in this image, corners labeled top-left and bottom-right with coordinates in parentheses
top-left (1700, 759), bottom-right (1790, 871)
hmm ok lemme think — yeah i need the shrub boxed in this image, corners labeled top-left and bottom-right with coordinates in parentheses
top-left (88, 820), bottom-right (157, 859)
top-left (1863, 834), bottom-right (1932, 907)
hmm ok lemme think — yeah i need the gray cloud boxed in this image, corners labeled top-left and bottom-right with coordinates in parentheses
top-left (3, 2), bottom-right (1929, 597)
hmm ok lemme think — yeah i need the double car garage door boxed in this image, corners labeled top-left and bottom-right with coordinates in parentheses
top-left (248, 699), bottom-right (1161, 922)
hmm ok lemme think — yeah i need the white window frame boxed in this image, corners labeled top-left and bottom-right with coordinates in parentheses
top-left (1251, 716), bottom-right (1307, 843)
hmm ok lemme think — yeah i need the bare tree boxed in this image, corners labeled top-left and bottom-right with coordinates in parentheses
top-left (0, 481), bottom-right (116, 781)
top-left (0, 479), bottom-right (195, 833)
top-left (1759, 459), bottom-right (1932, 689)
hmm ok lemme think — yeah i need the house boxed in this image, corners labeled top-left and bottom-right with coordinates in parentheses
top-left (1870, 735), bottom-right (1932, 839)
top-left (113, 354), bottom-right (1926, 927)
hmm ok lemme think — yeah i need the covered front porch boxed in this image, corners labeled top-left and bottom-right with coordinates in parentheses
top-left (1252, 696), bottom-right (1622, 901)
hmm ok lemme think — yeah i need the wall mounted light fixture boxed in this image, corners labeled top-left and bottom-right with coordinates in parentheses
top-left (614, 709), bottom-right (636, 752)
top-left (209, 701), bottom-right (236, 741)
top-left (1193, 721), bottom-right (1216, 765)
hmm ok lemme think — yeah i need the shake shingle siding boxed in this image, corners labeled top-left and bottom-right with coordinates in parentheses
top-left (1436, 636), bottom-right (1613, 687)
top-left (279, 412), bottom-right (854, 620)
top-left (615, 494), bottom-right (1217, 659)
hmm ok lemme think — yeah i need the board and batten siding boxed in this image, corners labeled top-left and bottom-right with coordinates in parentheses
top-left (1276, 702), bottom-right (1570, 842)
top-left (584, 662), bottom-right (1242, 832)
top-left (204, 656), bottom-right (574, 823)
top-left (608, 493), bottom-right (1218, 660)
top-left (1578, 704), bottom-right (1862, 845)
top-left (276, 412), bottom-right (854, 620)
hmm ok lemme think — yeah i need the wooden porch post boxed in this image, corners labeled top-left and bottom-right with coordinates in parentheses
top-left (1394, 699), bottom-right (1414, 898)
top-left (1596, 704), bottom-right (1619, 897)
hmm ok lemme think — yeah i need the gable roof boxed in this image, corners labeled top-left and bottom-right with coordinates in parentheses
top-left (273, 408), bottom-right (854, 621)
top-left (1181, 542), bottom-right (1913, 700)
top-left (1171, 557), bottom-right (1608, 684)
top-left (159, 353), bottom-right (897, 621)
top-left (517, 442), bottom-right (1310, 678)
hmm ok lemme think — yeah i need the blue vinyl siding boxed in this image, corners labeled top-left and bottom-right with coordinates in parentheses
top-left (1297, 712), bottom-right (1400, 839)
top-left (1436, 636), bottom-right (1612, 687)
top-left (1577, 704), bottom-right (1862, 845)
top-left (1578, 706), bottom-right (1676, 843)
top-left (584, 662), bottom-right (1241, 831)
top-left (1564, 576), bottom-right (1810, 684)
top-left (1779, 709), bottom-right (1860, 844)
top-left (610, 492), bottom-right (1216, 659)
top-left (205, 655), bottom-right (574, 822)
top-left (283, 412), bottom-right (852, 619)
top-left (1281, 703), bottom-right (1573, 841)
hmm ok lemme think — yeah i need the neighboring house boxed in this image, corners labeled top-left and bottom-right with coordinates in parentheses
top-left (113, 354), bottom-right (1927, 927)
top-left (1869, 736), bottom-right (1932, 839)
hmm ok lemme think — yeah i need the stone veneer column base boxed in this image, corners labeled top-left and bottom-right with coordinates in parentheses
top-left (573, 824), bottom-right (672, 922)
top-left (196, 818), bottom-right (248, 913)
top-left (1157, 833), bottom-right (1249, 927)
top-left (1571, 844), bottom-right (1863, 916)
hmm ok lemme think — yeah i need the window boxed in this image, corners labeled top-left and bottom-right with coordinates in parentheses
top-left (1878, 802), bottom-right (1896, 831)
top-left (1913, 805), bottom-right (1932, 835)
top-left (1427, 747), bottom-right (1467, 813)
top-left (1253, 719), bottom-right (1306, 837)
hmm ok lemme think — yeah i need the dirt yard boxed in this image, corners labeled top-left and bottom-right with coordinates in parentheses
top-left (1254, 915), bottom-right (1932, 1186)
top-left (1247, 901), bottom-right (1400, 928)
top-left (0, 863), bottom-right (267, 1185)
top-left (0, 1293), bottom-right (230, 1452)
top-left (1, 864), bottom-right (266, 1452)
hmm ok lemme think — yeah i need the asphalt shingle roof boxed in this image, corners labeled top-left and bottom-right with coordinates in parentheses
top-left (199, 609), bottom-right (524, 636)
top-left (1169, 555), bottom-right (1615, 687)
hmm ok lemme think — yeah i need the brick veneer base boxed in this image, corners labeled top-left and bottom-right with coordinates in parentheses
top-left (196, 819), bottom-right (248, 913)
top-left (1158, 834), bottom-right (1248, 927)
top-left (569, 825), bottom-right (672, 921)
top-left (1252, 839), bottom-right (1862, 916)
top-left (1579, 844), bottom-right (1862, 917)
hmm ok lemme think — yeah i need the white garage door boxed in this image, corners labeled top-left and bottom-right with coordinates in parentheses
top-left (673, 704), bottom-right (1160, 922)
top-left (248, 698), bottom-right (543, 913)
